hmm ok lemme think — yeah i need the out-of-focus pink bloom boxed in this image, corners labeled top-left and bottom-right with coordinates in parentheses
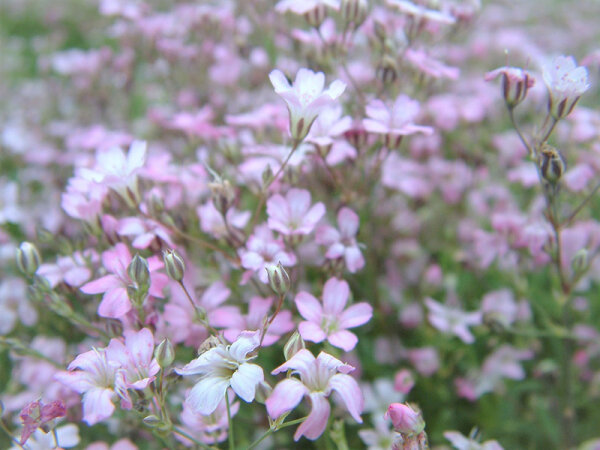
top-left (316, 207), bottom-right (365, 273)
top-left (197, 201), bottom-right (250, 240)
top-left (394, 369), bottom-right (415, 395)
top-left (116, 217), bottom-right (174, 249)
top-left (266, 349), bottom-right (363, 441)
top-left (221, 296), bottom-right (295, 346)
top-left (86, 439), bottom-right (138, 450)
top-left (11, 424), bottom-right (80, 450)
top-left (485, 66), bottom-right (535, 107)
top-left (405, 49), bottom-right (460, 80)
top-left (306, 105), bottom-right (353, 153)
top-left (80, 243), bottom-right (168, 319)
top-left (0, 278), bottom-right (37, 334)
top-left (267, 188), bottom-right (325, 238)
top-left (382, 155), bottom-right (433, 198)
top-left (444, 431), bottom-right (504, 450)
top-left (176, 331), bottom-right (264, 415)
top-left (295, 277), bottom-right (372, 351)
top-left (269, 68), bottom-right (346, 141)
top-left (564, 164), bottom-right (595, 192)
top-left (481, 289), bottom-right (521, 328)
top-left (239, 225), bottom-right (297, 284)
top-left (385, 403), bottom-right (425, 435)
top-left (363, 95), bottom-right (433, 148)
top-left (176, 391), bottom-right (239, 446)
top-left (542, 55), bottom-right (590, 119)
top-left (407, 347), bottom-right (440, 377)
top-left (61, 171), bottom-right (107, 222)
top-left (37, 250), bottom-right (96, 288)
top-left (425, 298), bottom-right (482, 343)
top-left (19, 400), bottom-right (66, 445)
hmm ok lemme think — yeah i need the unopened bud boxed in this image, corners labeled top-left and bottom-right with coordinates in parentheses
top-left (265, 262), bottom-right (291, 297)
top-left (16, 242), bottom-right (41, 276)
top-left (539, 144), bottom-right (566, 184)
top-left (283, 331), bottom-right (305, 360)
top-left (385, 403), bottom-right (425, 436)
top-left (255, 380), bottom-right (273, 404)
top-left (571, 249), bottom-right (589, 275)
top-left (376, 55), bottom-right (398, 85)
top-left (163, 249), bottom-right (185, 282)
top-left (143, 415), bottom-right (170, 431)
top-left (128, 254), bottom-right (150, 289)
top-left (209, 178), bottom-right (236, 216)
top-left (304, 4), bottom-right (327, 28)
top-left (341, 0), bottom-right (368, 29)
top-left (155, 338), bottom-right (175, 368)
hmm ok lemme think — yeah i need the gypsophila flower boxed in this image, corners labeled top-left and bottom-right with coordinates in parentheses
top-left (542, 55), bottom-right (590, 119)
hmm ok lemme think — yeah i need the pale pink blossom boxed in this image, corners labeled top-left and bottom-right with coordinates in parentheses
top-left (276, 0), bottom-right (340, 15)
top-left (444, 431), bottom-right (504, 450)
top-left (269, 68), bottom-right (346, 141)
top-left (295, 277), bottom-right (372, 351)
top-left (108, 328), bottom-right (160, 391)
top-left (425, 298), bottom-right (482, 344)
top-left (266, 349), bottom-right (363, 441)
top-left (404, 49), bottom-right (460, 80)
top-left (485, 66), bottom-right (535, 107)
top-left (316, 207), bottom-right (365, 273)
top-left (80, 243), bottom-right (168, 319)
top-left (267, 188), bottom-right (325, 237)
top-left (176, 331), bottom-right (264, 415)
top-left (116, 217), bottom-right (174, 249)
top-left (37, 250), bottom-right (96, 288)
top-left (11, 424), bottom-right (80, 450)
top-left (542, 55), bottom-right (590, 119)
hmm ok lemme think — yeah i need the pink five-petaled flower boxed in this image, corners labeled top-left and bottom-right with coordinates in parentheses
top-left (19, 400), bottom-right (66, 445)
top-left (267, 188), bottom-right (325, 239)
top-left (316, 207), bottom-right (365, 273)
top-left (485, 66), bottom-right (535, 108)
top-left (542, 55), bottom-right (590, 119)
top-left (295, 277), bottom-right (372, 351)
top-left (425, 297), bottom-right (482, 344)
top-left (266, 349), bottom-right (363, 441)
top-left (175, 331), bottom-right (264, 415)
top-left (269, 68), bottom-right (346, 141)
top-left (363, 95), bottom-right (433, 149)
top-left (80, 243), bottom-right (168, 319)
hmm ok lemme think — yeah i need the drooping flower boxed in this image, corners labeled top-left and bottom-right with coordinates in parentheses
top-left (485, 66), bottom-right (535, 108)
top-left (542, 55), bottom-right (590, 119)
top-left (267, 188), bottom-right (325, 239)
top-left (80, 243), bottom-right (168, 319)
top-left (269, 68), bottom-right (346, 141)
top-left (363, 95), bottom-right (433, 149)
top-left (267, 349), bottom-right (363, 441)
top-left (176, 331), bottom-right (264, 415)
top-left (425, 298), bottom-right (482, 344)
top-left (295, 277), bottom-right (372, 351)
top-left (316, 207), bottom-right (365, 273)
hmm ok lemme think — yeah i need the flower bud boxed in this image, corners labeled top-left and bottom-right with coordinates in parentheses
top-left (155, 338), bottom-right (175, 368)
top-left (283, 331), bottom-right (306, 360)
top-left (539, 144), bottom-right (566, 184)
top-left (265, 262), bottom-right (291, 297)
top-left (341, 0), bottom-right (368, 29)
top-left (128, 253), bottom-right (150, 289)
top-left (255, 380), bottom-right (273, 404)
top-left (163, 249), bottom-right (185, 282)
top-left (16, 242), bottom-right (41, 276)
top-left (143, 415), bottom-right (170, 431)
top-left (209, 178), bottom-right (236, 216)
top-left (304, 4), bottom-right (327, 28)
top-left (376, 55), bottom-right (398, 85)
top-left (385, 403), bottom-right (425, 436)
top-left (571, 249), bottom-right (589, 276)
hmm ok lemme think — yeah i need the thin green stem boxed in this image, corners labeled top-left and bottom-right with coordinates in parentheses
top-left (0, 418), bottom-right (22, 448)
top-left (507, 107), bottom-right (534, 157)
top-left (247, 417), bottom-right (308, 449)
top-left (172, 427), bottom-right (213, 449)
top-left (177, 281), bottom-right (220, 336)
top-left (563, 180), bottom-right (600, 227)
top-left (226, 394), bottom-right (235, 450)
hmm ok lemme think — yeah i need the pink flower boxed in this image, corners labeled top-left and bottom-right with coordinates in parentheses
top-left (425, 298), bottom-right (482, 344)
top-left (19, 400), bottom-right (66, 445)
top-left (80, 243), bottom-right (168, 319)
top-left (238, 225), bottom-right (297, 284)
top-left (363, 95), bottom-right (433, 149)
top-left (116, 217), bottom-right (174, 249)
top-left (37, 250), bottom-right (96, 288)
top-left (176, 331), bottom-right (264, 415)
top-left (269, 68), bottom-right (346, 141)
top-left (542, 55), bottom-right (590, 119)
top-left (108, 328), bottom-right (160, 390)
top-left (266, 349), bottom-right (363, 441)
top-left (267, 188), bottom-right (325, 238)
top-left (385, 403), bottom-right (425, 435)
top-left (404, 49), bottom-right (460, 80)
top-left (485, 66), bottom-right (535, 107)
top-left (295, 277), bottom-right (372, 351)
top-left (316, 207), bottom-right (365, 273)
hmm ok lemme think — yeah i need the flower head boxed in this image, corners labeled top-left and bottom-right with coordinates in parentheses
top-left (295, 277), bottom-right (372, 351)
top-left (485, 66), bottom-right (535, 108)
top-left (542, 55), bottom-right (590, 119)
top-left (425, 298), bottom-right (482, 344)
top-left (316, 207), bottom-right (365, 273)
top-left (267, 188), bottom-right (325, 238)
top-left (176, 331), bottom-right (264, 415)
top-left (269, 68), bottom-right (346, 141)
top-left (266, 349), bottom-right (363, 441)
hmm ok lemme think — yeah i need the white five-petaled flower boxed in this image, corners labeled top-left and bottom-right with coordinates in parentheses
top-left (269, 68), bottom-right (346, 142)
top-left (176, 331), bottom-right (264, 415)
top-left (542, 55), bottom-right (590, 119)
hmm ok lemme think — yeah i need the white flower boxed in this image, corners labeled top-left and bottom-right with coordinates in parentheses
top-left (542, 55), bottom-right (590, 119)
top-left (269, 68), bottom-right (346, 141)
top-left (176, 331), bottom-right (264, 415)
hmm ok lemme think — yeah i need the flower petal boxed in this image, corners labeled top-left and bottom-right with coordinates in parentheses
top-left (294, 393), bottom-right (330, 441)
top-left (230, 363), bottom-right (264, 403)
top-left (299, 321), bottom-right (327, 344)
top-left (266, 378), bottom-right (308, 419)
top-left (327, 330), bottom-right (358, 351)
top-left (329, 374), bottom-right (363, 423)
top-left (322, 277), bottom-right (349, 316)
top-left (339, 302), bottom-right (372, 329)
top-left (295, 291), bottom-right (323, 322)
top-left (187, 376), bottom-right (230, 415)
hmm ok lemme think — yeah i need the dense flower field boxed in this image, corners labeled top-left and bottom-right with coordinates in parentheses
top-left (1, 0), bottom-right (600, 448)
